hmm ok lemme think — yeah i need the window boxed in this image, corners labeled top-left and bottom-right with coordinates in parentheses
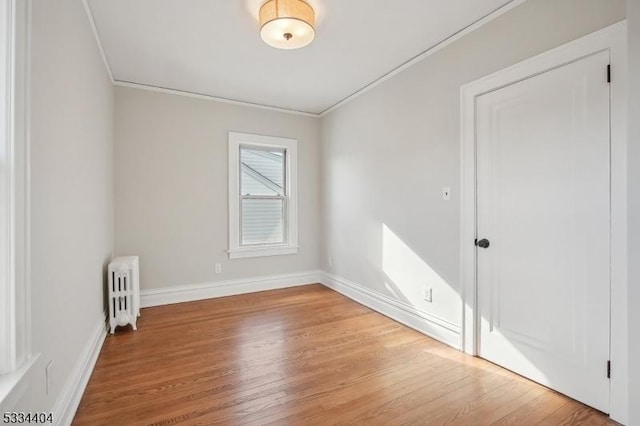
top-left (1, 0), bottom-right (31, 392)
top-left (228, 132), bottom-right (298, 258)
top-left (0, 0), bottom-right (11, 376)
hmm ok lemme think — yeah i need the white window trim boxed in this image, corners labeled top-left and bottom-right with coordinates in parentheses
top-left (228, 131), bottom-right (298, 259)
top-left (0, 0), bottom-right (32, 407)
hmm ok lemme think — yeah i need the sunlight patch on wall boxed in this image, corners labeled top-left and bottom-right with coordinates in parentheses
top-left (382, 224), bottom-right (448, 304)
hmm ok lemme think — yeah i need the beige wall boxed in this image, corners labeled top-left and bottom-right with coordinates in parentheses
top-left (114, 87), bottom-right (321, 290)
top-left (15, 0), bottom-right (114, 415)
top-left (320, 0), bottom-right (625, 331)
top-left (11, 0), bottom-right (634, 419)
top-left (628, 0), bottom-right (640, 423)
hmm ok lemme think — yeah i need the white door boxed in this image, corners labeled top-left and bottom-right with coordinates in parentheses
top-left (476, 50), bottom-right (611, 412)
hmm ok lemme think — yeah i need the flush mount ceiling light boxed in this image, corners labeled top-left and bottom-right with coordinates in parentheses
top-left (259, 0), bottom-right (316, 50)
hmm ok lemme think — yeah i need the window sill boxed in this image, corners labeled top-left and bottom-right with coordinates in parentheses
top-left (228, 246), bottom-right (298, 259)
top-left (0, 354), bottom-right (40, 412)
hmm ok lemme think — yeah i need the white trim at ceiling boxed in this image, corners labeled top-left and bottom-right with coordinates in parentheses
top-left (81, 0), bottom-right (114, 83)
top-left (82, 0), bottom-right (527, 117)
top-left (113, 81), bottom-right (321, 118)
top-left (318, 0), bottom-right (528, 117)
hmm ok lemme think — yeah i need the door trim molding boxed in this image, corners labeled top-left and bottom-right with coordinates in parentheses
top-left (459, 21), bottom-right (628, 423)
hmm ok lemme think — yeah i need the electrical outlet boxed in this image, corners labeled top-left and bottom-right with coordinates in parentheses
top-left (215, 263), bottom-right (222, 274)
top-left (423, 287), bottom-right (433, 303)
top-left (442, 187), bottom-right (451, 201)
top-left (328, 257), bottom-right (333, 267)
top-left (45, 360), bottom-right (53, 395)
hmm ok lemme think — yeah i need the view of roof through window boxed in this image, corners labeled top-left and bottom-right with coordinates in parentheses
top-left (240, 146), bottom-right (286, 245)
top-left (240, 147), bottom-right (285, 196)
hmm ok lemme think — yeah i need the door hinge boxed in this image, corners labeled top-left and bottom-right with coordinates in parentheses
top-left (607, 64), bottom-right (611, 83)
top-left (607, 360), bottom-right (611, 379)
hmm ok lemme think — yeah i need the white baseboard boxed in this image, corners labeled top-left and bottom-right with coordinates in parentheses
top-left (140, 270), bottom-right (324, 308)
top-left (320, 272), bottom-right (461, 349)
top-left (140, 270), bottom-right (461, 350)
top-left (52, 316), bottom-right (106, 426)
top-left (41, 270), bottom-right (459, 426)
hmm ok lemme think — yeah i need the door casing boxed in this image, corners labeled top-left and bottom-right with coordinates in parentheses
top-left (459, 21), bottom-right (628, 423)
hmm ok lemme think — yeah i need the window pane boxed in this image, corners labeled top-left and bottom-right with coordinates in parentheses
top-left (241, 198), bottom-right (285, 245)
top-left (240, 147), bottom-right (285, 196)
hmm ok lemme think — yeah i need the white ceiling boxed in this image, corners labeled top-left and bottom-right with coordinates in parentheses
top-left (88, 0), bottom-right (513, 114)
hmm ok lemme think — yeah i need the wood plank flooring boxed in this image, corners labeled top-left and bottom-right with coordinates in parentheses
top-left (73, 284), bottom-right (616, 425)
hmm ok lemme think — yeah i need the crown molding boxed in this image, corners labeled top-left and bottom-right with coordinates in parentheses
top-left (81, 0), bottom-right (114, 83)
top-left (82, 0), bottom-right (527, 119)
top-left (114, 80), bottom-right (321, 118)
top-left (319, 0), bottom-right (528, 117)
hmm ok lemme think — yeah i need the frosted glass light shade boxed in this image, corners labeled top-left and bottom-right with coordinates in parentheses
top-left (259, 0), bottom-right (315, 49)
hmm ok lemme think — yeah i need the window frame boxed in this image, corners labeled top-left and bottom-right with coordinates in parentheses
top-left (228, 132), bottom-right (298, 259)
top-left (1, 0), bottom-right (33, 405)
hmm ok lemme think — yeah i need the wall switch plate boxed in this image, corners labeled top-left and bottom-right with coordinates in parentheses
top-left (423, 287), bottom-right (433, 302)
top-left (214, 263), bottom-right (222, 274)
top-left (442, 187), bottom-right (451, 201)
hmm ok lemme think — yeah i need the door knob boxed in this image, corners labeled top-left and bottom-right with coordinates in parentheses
top-left (476, 238), bottom-right (490, 248)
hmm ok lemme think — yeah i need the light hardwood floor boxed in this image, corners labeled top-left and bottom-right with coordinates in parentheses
top-left (73, 284), bottom-right (616, 425)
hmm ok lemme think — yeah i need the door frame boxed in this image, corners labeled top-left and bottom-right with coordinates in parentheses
top-left (459, 21), bottom-right (628, 423)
